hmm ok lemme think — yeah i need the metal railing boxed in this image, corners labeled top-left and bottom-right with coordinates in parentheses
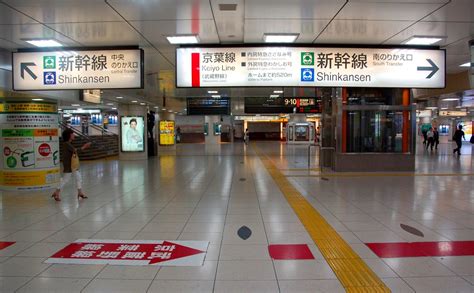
top-left (58, 121), bottom-right (91, 141)
top-left (89, 123), bottom-right (118, 136)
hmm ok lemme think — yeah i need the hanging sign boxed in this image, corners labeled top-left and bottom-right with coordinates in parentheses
top-left (176, 46), bottom-right (445, 88)
top-left (13, 48), bottom-right (144, 90)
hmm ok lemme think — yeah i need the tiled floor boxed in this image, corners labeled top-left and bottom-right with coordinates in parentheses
top-left (0, 141), bottom-right (472, 292)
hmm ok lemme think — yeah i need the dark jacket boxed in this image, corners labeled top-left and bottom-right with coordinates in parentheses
top-left (63, 142), bottom-right (77, 173)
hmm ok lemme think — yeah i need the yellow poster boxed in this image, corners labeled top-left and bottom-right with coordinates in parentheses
top-left (159, 120), bottom-right (175, 145)
top-left (0, 169), bottom-right (60, 190)
top-left (2, 102), bottom-right (57, 113)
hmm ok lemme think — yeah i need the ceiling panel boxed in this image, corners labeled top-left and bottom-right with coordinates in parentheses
top-left (0, 24), bottom-right (80, 47)
top-left (336, 1), bottom-right (445, 21)
top-left (244, 0), bottom-right (345, 19)
top-left (210, 0), bottom-right (244, 43)
top-left (315, 20), bottom-right (413, 44)
top-left (0, 3), bottom-right (38, 25)
top-left (49, 22), bottom-right (148, 47)
top-left (244, 19), bottom-right (330, 43)
top-left (0, 38), bottom-right (21, 51)
top-left (383, 21), bottom-right (474, 45)
top-left (3, 0), bottom-right (122, 23)
top-left (107, 0), bottom-right (214, 21)
top-left (130, 20), bottom-right (219, 49)
top-left (422, 0), bottom-right (474, 22)
top-left (444, 37), bottom-right (472, 55)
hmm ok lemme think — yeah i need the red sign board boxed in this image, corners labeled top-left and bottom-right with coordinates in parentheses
top-left (46, 239), bottom-right (209, 266)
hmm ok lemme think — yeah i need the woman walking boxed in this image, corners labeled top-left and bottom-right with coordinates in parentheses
top-left (51, 128), bottom-right (91, 201)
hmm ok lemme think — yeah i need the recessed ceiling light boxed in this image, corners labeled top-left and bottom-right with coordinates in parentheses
top-left (270, 94), bottom-right (279, 98)
top-left (440, 107), bottom-right (448, 110)
top-left (404, 36), bottom-right (443, 45)
top-left (263, 33), bottom-right (299, 43)
top-left (106, 103), bottom-right (114, 106)
top-left (116, 96), bottom-right (123, 99)
top-left (425, 106), bottom-right (438, 110)
top-left (32, 98), bottom-right (43, 101)
top-left (131, 100), bottom-right (137, 103)
top-left (168, 110), bottom-right (173, 112)
top-left (211, 95), bottom-right (221, 98)
top-left (460, 62), bottom-right (471, 67)
top-left (273, 90), bottom-right (283, 94)
top-left (58, 108), bottom-right (63, 111)
top-left (77, 108), bottom-right (83, 111)
top-left (442, 97), bottom-right (459, 101)
top-left (162, 108), bottom-right (166, 110)
top-left (71, 104), bottom-right (81, 107)
top-left (166, 35), bottom-right (199, 44)
top-left (24, 39), bottom-right (63, 47)
top-left (154, 106), bottom-right (159, 109)
top-left (140, 102), bottom-right (146, 105)
top-left (208, 90), bottom-right (218, 94)
top-left (455, 106), bottom-right (462, 108)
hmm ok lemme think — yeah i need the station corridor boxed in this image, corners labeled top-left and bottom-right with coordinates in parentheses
top-left (0, 142), bottom-right (471, 292)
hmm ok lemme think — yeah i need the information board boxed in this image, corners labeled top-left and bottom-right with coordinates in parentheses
top-left (13, 48), bottom-right (143, 90)
top-left (177, 46), bottom-right (445, 88)
top-left (245, 97), bottom-right (321, 114)
top-left (187, 98), bottom-right (230, 115)
top-left (0, 102), bottom-right (60, 190)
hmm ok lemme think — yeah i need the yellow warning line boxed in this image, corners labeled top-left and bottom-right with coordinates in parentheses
top-left (253, 145), bottom-right (390, 292)
top-left (287, 172), bottom-right (474, 178)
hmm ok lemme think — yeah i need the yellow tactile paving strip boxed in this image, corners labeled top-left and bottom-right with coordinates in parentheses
top-left (286, 172), bottom-right (474, 178)
top-left (254, 146), bottom-right (390, 292)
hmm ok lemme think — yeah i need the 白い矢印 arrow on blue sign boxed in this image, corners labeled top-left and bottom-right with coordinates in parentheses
top-left (20, 62), bottom-right (37, 80)
top-left (417, 59), bottom-right (439, 79)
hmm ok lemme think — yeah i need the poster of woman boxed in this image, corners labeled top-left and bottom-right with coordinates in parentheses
top-left (121, 116), bottom-right (144, 152)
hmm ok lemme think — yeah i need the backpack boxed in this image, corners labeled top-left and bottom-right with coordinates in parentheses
top-left (470, 136), bottom-right (474, 144)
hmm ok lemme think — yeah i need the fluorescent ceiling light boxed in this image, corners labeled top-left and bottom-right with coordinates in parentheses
top-left (106, 103), bottom-right (114, 106)
top-left (168, 110), bottom-right (173, 112)
top-left (58, 108), bottom-right (62, 111)
top-left (270, 94), bottom-right (280, 98)
top-left (442, 98), bottom-right (459, 101)
top-left (32, 98), bottom-right (43, 101)
top-left (116, 96), bottom-right (123, 99)
top-left (211, 95), bottom-right (221, 98)
top-left (460, 62), bottom-right (471, 67)
top-left (154, 106), bottom-right (159, 109)
top-left (140, 102), bottom-right (146, 105)
top-left (166, 35), bottom-right (199, 44)
top-left (112, 107), bottom-right (117, 110)
top-left (264, 33), bottom-right (299, 43)
top-left (404, 36), bottom-right (443, 45)
top-left (208, 90), bottom-right (218, 94)
top-left (273, 90), bottom-right (283, 94)
top-left (77, 108), bottom-right (83, 111)
top-left (25, 39), bottom-right (63, 47)
top-left (131, 100), bottom-right (137, 103)
top-left (440, 107), bottom-right (448, 110)
top-left (162, 108), bottom-right (166, 110)
top-left (71, 104), bottom-right (80, 107)
top-left (425, 106), bottom-right (438, 109)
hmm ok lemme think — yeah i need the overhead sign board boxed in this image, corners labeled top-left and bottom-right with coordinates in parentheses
top-left (439, 110), bottom-right (467, 116)
top-left (13, 48), bottom-right (144, 90)
top-left (46, 239), bottom-right (209, 266)
top-left (176, 47), bottom-right (445, 88)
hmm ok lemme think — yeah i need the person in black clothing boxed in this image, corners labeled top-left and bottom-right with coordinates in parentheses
top-left (433, 127), bottom-right (440, 150)
top-left (422, 129), bottom-right (428, 145)
top-left (452, 125), bottom-right (466, 155)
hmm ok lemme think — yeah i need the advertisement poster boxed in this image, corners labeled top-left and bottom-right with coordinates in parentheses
top-left (121, 116), bottom-right (144, 152)
top-left (0, 102), bottom-right (60, 190)
top-left (159, 121), bottom-right (175, 146)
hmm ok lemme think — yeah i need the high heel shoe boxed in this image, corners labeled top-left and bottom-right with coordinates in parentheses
top-left (51, 192), bottom-right (61, 201)
top-left (77, 193), bottom-right (88, 199)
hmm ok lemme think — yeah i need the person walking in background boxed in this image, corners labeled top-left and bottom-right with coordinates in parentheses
top-left (422, 129), bottom-right (428, 146)
top-left (433, 127), bottom-right (440, 150)
top-left (452, 125), bottom-right (465, 155)
top-left (426, 127), bottom-right (434, 151)
top-left (51, 129), bottom-right (91, 201)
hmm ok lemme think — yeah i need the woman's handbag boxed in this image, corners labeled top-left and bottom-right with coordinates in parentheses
top-left (71, 152), bottom-right (80, 171)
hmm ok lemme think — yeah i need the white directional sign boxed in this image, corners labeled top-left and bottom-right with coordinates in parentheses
top-left (176, 47), bottom-right (445, 88)
top-left (13, 48), bottom-right (143, 90)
